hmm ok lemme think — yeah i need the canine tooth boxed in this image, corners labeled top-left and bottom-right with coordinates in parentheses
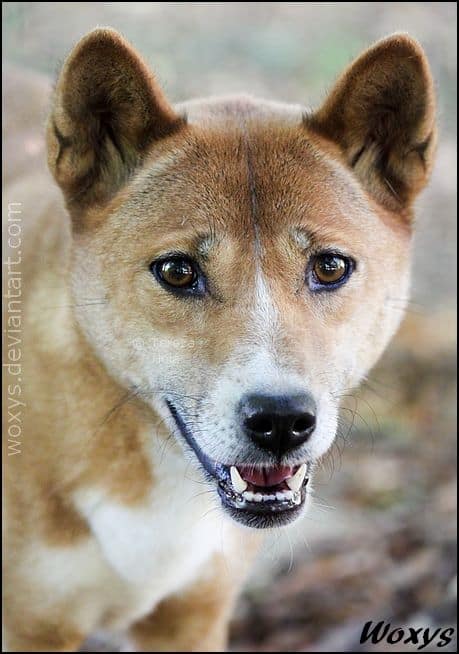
top-left (286, 463), bottom-right (307, 492)
top-left (230, 466), bottom-right (248, 493)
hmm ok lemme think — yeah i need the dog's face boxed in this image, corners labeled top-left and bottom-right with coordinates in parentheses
top-left (48, 30), bottom-right (435, 528)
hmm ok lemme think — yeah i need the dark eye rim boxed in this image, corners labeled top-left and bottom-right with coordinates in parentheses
top-left (150, 254), bottom-right (207, 297)
top-left (307, 251), bottom-right (355, 292)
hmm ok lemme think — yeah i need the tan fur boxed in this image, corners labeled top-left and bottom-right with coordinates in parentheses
top-left (3, 29), bottom-right (436, 651)
top-left (131, 553), bottom-right (257, 652)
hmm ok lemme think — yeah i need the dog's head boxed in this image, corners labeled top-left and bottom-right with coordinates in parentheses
top-left (48, 29), bottom-right (436, 528)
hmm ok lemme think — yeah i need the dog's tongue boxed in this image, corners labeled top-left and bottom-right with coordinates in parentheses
top-left (238, 465), bottom-right (293, 487)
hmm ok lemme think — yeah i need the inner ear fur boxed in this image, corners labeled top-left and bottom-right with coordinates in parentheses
top-left (307, 34), bottom-right (436, 214)
top-left (47, 28), bottom-right (185, 218)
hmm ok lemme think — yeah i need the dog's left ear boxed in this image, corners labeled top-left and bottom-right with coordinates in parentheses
top-left (307, 34), bottom-right (436, 214)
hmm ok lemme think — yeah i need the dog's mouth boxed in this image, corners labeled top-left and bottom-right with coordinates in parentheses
top-left (216, 462), bottom-right (310, 528)
top-left (166, 399), bottom-right (310, 528)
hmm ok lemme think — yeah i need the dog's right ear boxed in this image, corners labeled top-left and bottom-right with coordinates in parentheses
top-left (47, 28), bottom-right (185, 221)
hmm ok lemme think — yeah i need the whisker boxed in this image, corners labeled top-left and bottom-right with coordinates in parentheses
top-left (40, 301), bottom-right (109, 309)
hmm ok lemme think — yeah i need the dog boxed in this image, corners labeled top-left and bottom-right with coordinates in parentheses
top-left (2, 28), bottom-right (436, 652)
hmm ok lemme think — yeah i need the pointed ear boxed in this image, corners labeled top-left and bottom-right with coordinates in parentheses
top-left (307, 34), bottom-right (436, 214)
top-left (47, 28), bottom-right (185, 218)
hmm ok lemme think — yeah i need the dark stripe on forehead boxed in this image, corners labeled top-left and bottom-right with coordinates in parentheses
top-left (245, 133), bottom-right (258, 229)
top-left (241, 126), bottom-right (262, 255)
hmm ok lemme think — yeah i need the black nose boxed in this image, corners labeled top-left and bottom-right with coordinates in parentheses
top-left (240, 393), bottom-right (317, 457)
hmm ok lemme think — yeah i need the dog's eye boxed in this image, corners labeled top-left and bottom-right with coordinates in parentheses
top-left (309, 253), bottom-right (354, 291)
top-left (158, 259), bottom-right (196, 287)
top-left (151, 256), bottom-right (205, 296)
top-left (314, 254), bottom-right (347, 283)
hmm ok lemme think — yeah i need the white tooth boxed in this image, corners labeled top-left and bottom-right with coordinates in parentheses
top-left (230, 466), bottom-right (248, 493)
top-left (254, 493), bottom-right (263, 502)
top-left (276, 492), bottom-right (285, 501)
top-left (286, 464), bottom-right (307, 492)
top-left (294, 492), bottom-right (302, 505)
top-left (243, 490), bottom-right (255, 501)
top-left (284, 490), bottom-right (294, 501)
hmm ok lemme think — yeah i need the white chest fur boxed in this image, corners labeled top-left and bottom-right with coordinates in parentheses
top-left (75, 446), bottom-right (231, 619)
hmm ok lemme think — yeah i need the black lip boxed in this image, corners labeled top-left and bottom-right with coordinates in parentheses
top-left (166, 399), bottom-right (230, 483)
top-left (166, 399), bottom-right (217, 476)
top-left (217, 480), bottom-right (309, 529)
top-left (166, 398), bottom-right (309, 528)
top-left (222, 500), bottom-right (306, 528)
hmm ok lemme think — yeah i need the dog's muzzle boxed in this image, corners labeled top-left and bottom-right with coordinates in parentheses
top-left (166, 398), bottom-right (313, 528)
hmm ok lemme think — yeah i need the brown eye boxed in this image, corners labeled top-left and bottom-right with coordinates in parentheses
top-left (158, 259), bottom-right (196, 287)
top-left (152, 255), bottom-right (206, 296)
top-left (310, 253), bottom-right (353, 290)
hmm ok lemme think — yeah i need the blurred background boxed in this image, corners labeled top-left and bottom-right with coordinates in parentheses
top-left (3, 2), bottom-right (457, 651)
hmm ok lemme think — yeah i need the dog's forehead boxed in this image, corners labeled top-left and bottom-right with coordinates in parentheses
top-left (123, 97), bottom-right (383, 252)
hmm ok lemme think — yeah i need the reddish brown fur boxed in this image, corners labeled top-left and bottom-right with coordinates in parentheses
top-left (3, 29), bottom-right (436, 651)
